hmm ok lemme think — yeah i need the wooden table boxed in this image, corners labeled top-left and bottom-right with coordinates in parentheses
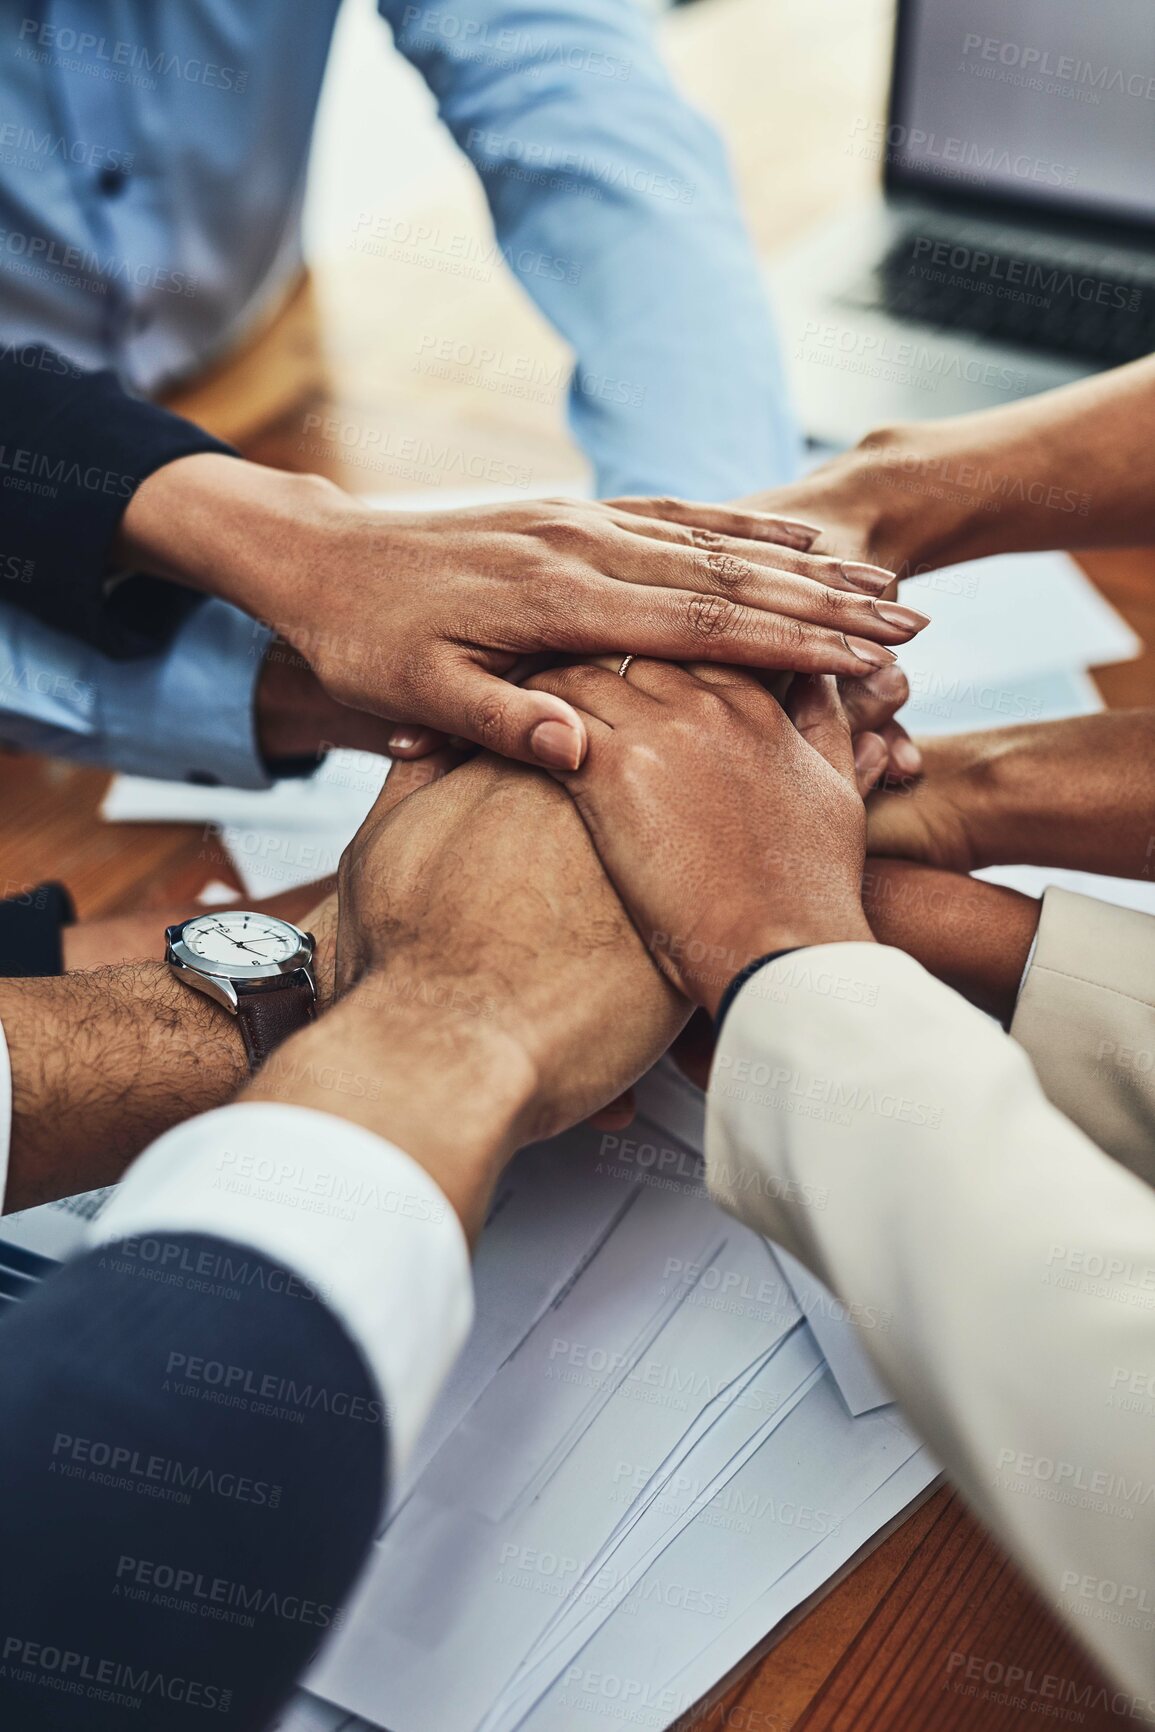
top-left (2, 0), bottom-right (1152, 1726)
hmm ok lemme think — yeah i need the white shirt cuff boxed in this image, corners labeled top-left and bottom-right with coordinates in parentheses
top-left (88, 1101), bottom-right (474, 1478)
top-left (0, 1012), bottom-right (11, 1212)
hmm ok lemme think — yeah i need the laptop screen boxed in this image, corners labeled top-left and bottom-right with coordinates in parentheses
top-left (889, 0), bottom-right (1155, 229)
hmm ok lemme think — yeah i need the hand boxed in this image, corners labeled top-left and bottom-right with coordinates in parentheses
top-left (256, 640), bottom-right (440, 764)
top-left (736, 419), bottom-right (1025, 579)
top-left (866, 731), bottom-right (991, 873)
top-left (862, 858), bottom-right (1039, 1026)
top-left (116, 455), bottom-right (928, 771)
top-left (866, 713), bottom-right (1155, 881)
top-left (250, 741), bottom-right (689, 1238)
top-left (839, 660), bottom-right (922, 787)
top-left (528, 661), bottom-right (875, 1014)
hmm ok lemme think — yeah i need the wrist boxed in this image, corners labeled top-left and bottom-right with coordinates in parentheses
top-left (115, 452), bottom-right (342, 620)
top-left (849, 425), bottom-right (980, 575)
top-left (244, 971), bottom-right (538, 1242)
top-left (705, 915), bottom-right (876, 1017)
top-left (862, 859), bottom-right (1039, 1024)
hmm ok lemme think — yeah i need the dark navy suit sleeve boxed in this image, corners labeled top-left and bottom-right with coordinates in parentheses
top-left (0, 345), bottom-right (237, 655)
top-left (0, 1232), bottom-right (388, 1731)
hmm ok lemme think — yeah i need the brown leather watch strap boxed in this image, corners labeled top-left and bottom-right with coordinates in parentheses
top-left (235, 978), bottom-right (316, 1072)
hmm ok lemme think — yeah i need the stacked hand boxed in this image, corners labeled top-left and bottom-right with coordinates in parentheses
top-left (527, 661), bottom-right (874, 1012)
top-left (118, 458), bottom-right (927, 772)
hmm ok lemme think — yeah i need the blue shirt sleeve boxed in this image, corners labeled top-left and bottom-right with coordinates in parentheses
top-left (381, 0), bottom-right (800, 499)
top-left (0, 598), bottom-right (275, 790)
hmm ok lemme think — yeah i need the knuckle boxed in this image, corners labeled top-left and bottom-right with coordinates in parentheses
top-left (767, 613), bottom-right (808, 657)
top-left (703, 550), bottom-right (750, 594)
top-left (471, 690), bottom-right (512, 745)
top-left (537, 515), bottom-right (588, 552)
top-left (686, 592), bottom-right (743, 642)
top-left (688, 526), bottom-right (726, 554)
top-left (818, 584), bottom-right (855, 622)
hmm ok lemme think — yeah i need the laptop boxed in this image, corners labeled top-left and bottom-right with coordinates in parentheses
top-left (769, 0), bottom-right (1155, 445)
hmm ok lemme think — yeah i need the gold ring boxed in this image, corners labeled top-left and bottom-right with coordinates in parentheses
top-left (617, 654), bottom-right (635, 679)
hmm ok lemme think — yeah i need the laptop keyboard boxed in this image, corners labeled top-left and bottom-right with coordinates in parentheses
top-left (860, 232), bottom-right (1155, 367)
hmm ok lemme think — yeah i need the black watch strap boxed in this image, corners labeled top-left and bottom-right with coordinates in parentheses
top-left (235, 979), bottom-right (316, 1072)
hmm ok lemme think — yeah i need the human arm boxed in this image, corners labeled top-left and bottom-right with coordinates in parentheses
top-left (379, 0), bottom-right (797, 500)
top-left (0, 597), bottom-right (396, 791)
top-left (741, 353), bottom-right (1155, 576)
top-left (0, 713), bottom-right (694, 1728)
top-left (117, 451), bottom-right (916, 771)
top-left (861, 861), bottom-right (1155, 1181)
top-left (866, 712), bottom-right (1155, 880)
top-left (534, 659), bottom-right (1155, 1701)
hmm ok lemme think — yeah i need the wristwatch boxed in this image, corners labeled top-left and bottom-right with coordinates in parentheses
top-left (166, 911), bottom-right (317, 1071)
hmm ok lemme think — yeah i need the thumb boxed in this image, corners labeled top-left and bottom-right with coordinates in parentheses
top-left (786, 673), bottom-right (857, 783)
top-left (435, 666), bottom-right (589, 770)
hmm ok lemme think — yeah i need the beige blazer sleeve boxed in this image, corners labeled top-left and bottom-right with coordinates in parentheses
top-left (706, 943), bottom-right (1155, 1708)
top-left (1011, 886), bottom-right (1155, 1187)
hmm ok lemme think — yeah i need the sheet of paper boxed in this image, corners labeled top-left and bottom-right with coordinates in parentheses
top-left (511, 1377), bottom-right (925, 1732)
top-left (978, 861), bottom-right (1155, 917)
top-left (900, 551), bottom-right (1140, 697)
top-left (489, 1337), bottom-right (826, 1730)
top-left (772, 1247), bottom-right (893, 1416)
top-left (654, 1446), bottom-right (940, 1730)
top-left (308, 1182), bottom-right (806, 1731)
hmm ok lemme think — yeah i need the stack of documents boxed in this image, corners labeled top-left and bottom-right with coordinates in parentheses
top-left (26, 524), bottom-right (1137, 1731)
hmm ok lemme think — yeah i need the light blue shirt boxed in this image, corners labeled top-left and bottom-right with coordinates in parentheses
top-left (0, 0), bottom-right (797, 787)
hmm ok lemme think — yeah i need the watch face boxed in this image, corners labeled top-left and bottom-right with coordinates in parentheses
top-left (180, 912), bottom-right (303, 973)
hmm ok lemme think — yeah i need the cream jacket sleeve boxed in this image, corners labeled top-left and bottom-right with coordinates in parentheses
top-left (1011, 886), bottom-right (1155, 1187)
top-left (706, 943), bottom-right (1155, 1709)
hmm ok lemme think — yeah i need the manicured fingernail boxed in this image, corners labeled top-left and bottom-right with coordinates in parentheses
top-left (770, 518), bottom-right (824, 547)
top-left (890, 737), bottom-right (923, 775)
top-left (530, 718), bottom-right (583, 770)
top-left (854, 733), bottom-right (888, 774)
top-left (387, 730), bottom-right (420, 752)
top-left (846, 636), bottom-right (897, 666)
top-left (872, 600), bottom-right (930, 633)
top-left (840, 561), bottom-right (894, 594)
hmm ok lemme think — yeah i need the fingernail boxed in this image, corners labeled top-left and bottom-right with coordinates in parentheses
top-left (840, 561), bottom-right (894, 594)
top-left (854, 733), bottom-right (888, 774)
top-left (845, 636), bottom-right (897, 667)
top-left (890, 737), bottom-right (923, 776)
top-left (770, 518), bottom-right (824, 547)
top-left (872, 600), bottom-right (930, 633)
top-left (387, 730), bottom-right (420, 752)
top-left (530, 718), bottom-right (582, 770)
